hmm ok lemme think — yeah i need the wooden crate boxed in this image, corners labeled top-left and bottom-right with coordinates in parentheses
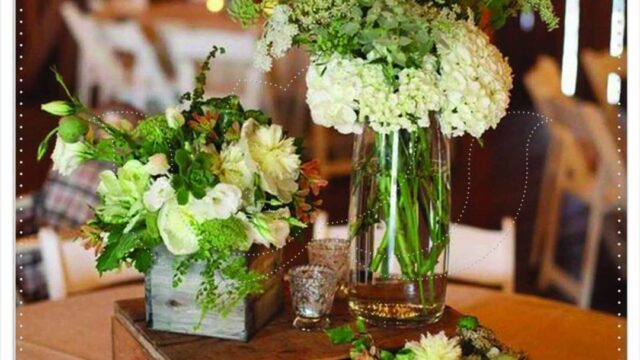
top-left (113, 297), bottom-right (462, 360)
top-left (145, 245), bottom-right (283, 341)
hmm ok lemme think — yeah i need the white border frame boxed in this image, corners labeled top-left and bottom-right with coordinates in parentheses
top-left (0, 2), bottom-right (635, 360)
top-left (0, 0), bottom-right (16, 359)
top-left (627, 0), bottom-right (638, 359)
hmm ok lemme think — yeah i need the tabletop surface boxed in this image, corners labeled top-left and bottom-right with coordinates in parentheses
top-left (17, 283), bottom-right (626, 360)
top-left (113, 297), bottom-right (461, 360)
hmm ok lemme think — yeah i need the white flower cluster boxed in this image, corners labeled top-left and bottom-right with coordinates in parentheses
top-left (135, 117), bottom-right (301, 256)
top-left (254, 5), bottom-right (299, 71)
top-left (435, 21), bottom-right (513, 138)
top-left (306, 55), bottom-right (442, 134)
top-left (305, 21), bottom-right (513, 138)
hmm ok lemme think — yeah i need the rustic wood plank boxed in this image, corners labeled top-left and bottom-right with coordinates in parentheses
top-left (114, 297), bottom-right (461, 360)
top-left (146, 246), bottom-right (283, 341)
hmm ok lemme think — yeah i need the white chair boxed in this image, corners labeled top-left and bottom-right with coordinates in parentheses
top-left (99, 20), bottom-right (176, 110)
top-left (313, 212), bottom-right (516, 293)
top-left (61, 2), bottom-right (175, 110)
top-left (61, 1), bottom-right (126, 106)
top-left (156, 24), bottom-right (269, 110)
top-left (38, 227), bottom-right (142, 300)
top-left (448, 218), bottom-right (516, 293)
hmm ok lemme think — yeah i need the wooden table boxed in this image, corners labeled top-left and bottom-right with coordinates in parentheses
top-left (113, 298), bottom-right (461, 360)
top-left (17, 284), bottom-right (626, 360)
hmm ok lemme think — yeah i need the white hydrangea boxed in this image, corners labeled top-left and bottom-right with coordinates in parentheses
top-left (357, 63), bottom-right (411, 134)
top-left (306, 55), bottom-right (443, 134)
top-left (398, 56), bottom-right (443, 128)
top-left (305, 56), bottom-right (363, 134)
top-left (435, 20), bottom-right (513, 138)
top-left (254, 5), bottom-right (299, 72)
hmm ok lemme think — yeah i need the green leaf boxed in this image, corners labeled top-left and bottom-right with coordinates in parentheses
top-left (132, 248), bottom-right (154, 273)
top-left (175, 149), bottom-right (191, 170)
top-left (356, 318), bottom-right (368, 333)
top-left (380, 350), bottom-right (396, 360)
top-left (96, 230), bottom-right (139, 274)
top-left (286, 217), bottom-right (307, 228)
top-left (37, 128), bottom-right (58, 161)
top-left (191, 186), bottom-right (206, 199)
top-left (176, 187), bottom-right (190, 205)
top-left (325, 325), bottom-right (355, 345)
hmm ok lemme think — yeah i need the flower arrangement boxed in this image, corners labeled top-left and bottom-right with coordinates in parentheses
top-left (230, 0), bottom-right (557, 137)
top-left (38, 47), bottom-right (327, 320)
top-left (326, 316), bottom-right (527, 360)
top-left (228, 0), bottom-right (558, 325)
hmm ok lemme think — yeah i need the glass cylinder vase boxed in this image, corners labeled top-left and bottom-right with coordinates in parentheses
top-left (347, 115), bottom-right (451, 327)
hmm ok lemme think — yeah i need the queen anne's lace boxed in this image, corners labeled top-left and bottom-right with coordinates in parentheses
top-left (254, 5), bottom-right (299, 71)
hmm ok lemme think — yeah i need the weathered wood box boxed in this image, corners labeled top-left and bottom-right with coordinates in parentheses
top-left (145, 245), bottom-right (283, 341)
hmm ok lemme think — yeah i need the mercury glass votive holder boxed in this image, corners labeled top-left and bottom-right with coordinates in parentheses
top-left (307, 238), bottom-right (350, 298)
top-left (289, 265), bottom-right (338, 331)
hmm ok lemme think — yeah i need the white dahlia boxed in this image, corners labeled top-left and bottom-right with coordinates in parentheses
top-left (403, 332), bottom-right (462, 360)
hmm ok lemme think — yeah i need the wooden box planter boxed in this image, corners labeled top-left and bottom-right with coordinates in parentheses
top-left (145, 245), bottom-right (284, 341)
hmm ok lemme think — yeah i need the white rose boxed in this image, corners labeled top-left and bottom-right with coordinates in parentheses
top-left (158, 199), bottom-right (199, 255)
top-left (145, 153), bottom-right (170, 176)
top-left (165, 106), bottom-right (185, 129)
top-left (187, 183), bottom-right (243, 221)
top-left (143, 177), bottom-right (174, 212)
top-left (51, 136), bottom-right (89, 176)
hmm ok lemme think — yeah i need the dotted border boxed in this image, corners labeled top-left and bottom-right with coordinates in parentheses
top-left (16, 5), bottom-right (24, 355)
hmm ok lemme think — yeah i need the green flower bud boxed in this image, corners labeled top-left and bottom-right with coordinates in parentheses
top-left (457, 315), bottom-right (479, 330)
top-left (58, 116), bottom-right (89, 143)
top-left (41, 101), bottom-right (75, 116)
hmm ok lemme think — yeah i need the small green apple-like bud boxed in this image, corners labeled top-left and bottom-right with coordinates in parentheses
top-left (41, 101), bottom-right (76, 116)
top-left (457, 315), bottom-right (479, 330)
top-left (58, 116), bottom-right (89, 143)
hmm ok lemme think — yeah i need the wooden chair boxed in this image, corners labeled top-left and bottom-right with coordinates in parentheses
top-left (313, 212), bottom-right (516, 293)
top-left (534, 99), bottom-right (624, 308)
top-left (581, 48), bottom-right (626, 134)
top-left (524, 55), bottom-right (578, 266)
top-left (39, 227), bottom-right (142, 300)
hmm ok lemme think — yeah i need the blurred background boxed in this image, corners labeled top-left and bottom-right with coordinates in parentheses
top-left (16, 0), bottom-right (626, 318)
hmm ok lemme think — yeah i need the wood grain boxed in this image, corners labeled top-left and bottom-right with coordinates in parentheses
top-left (145, 246), bottom-right (283, 341)
top-left (114, 295), bottom-right (462, 360)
